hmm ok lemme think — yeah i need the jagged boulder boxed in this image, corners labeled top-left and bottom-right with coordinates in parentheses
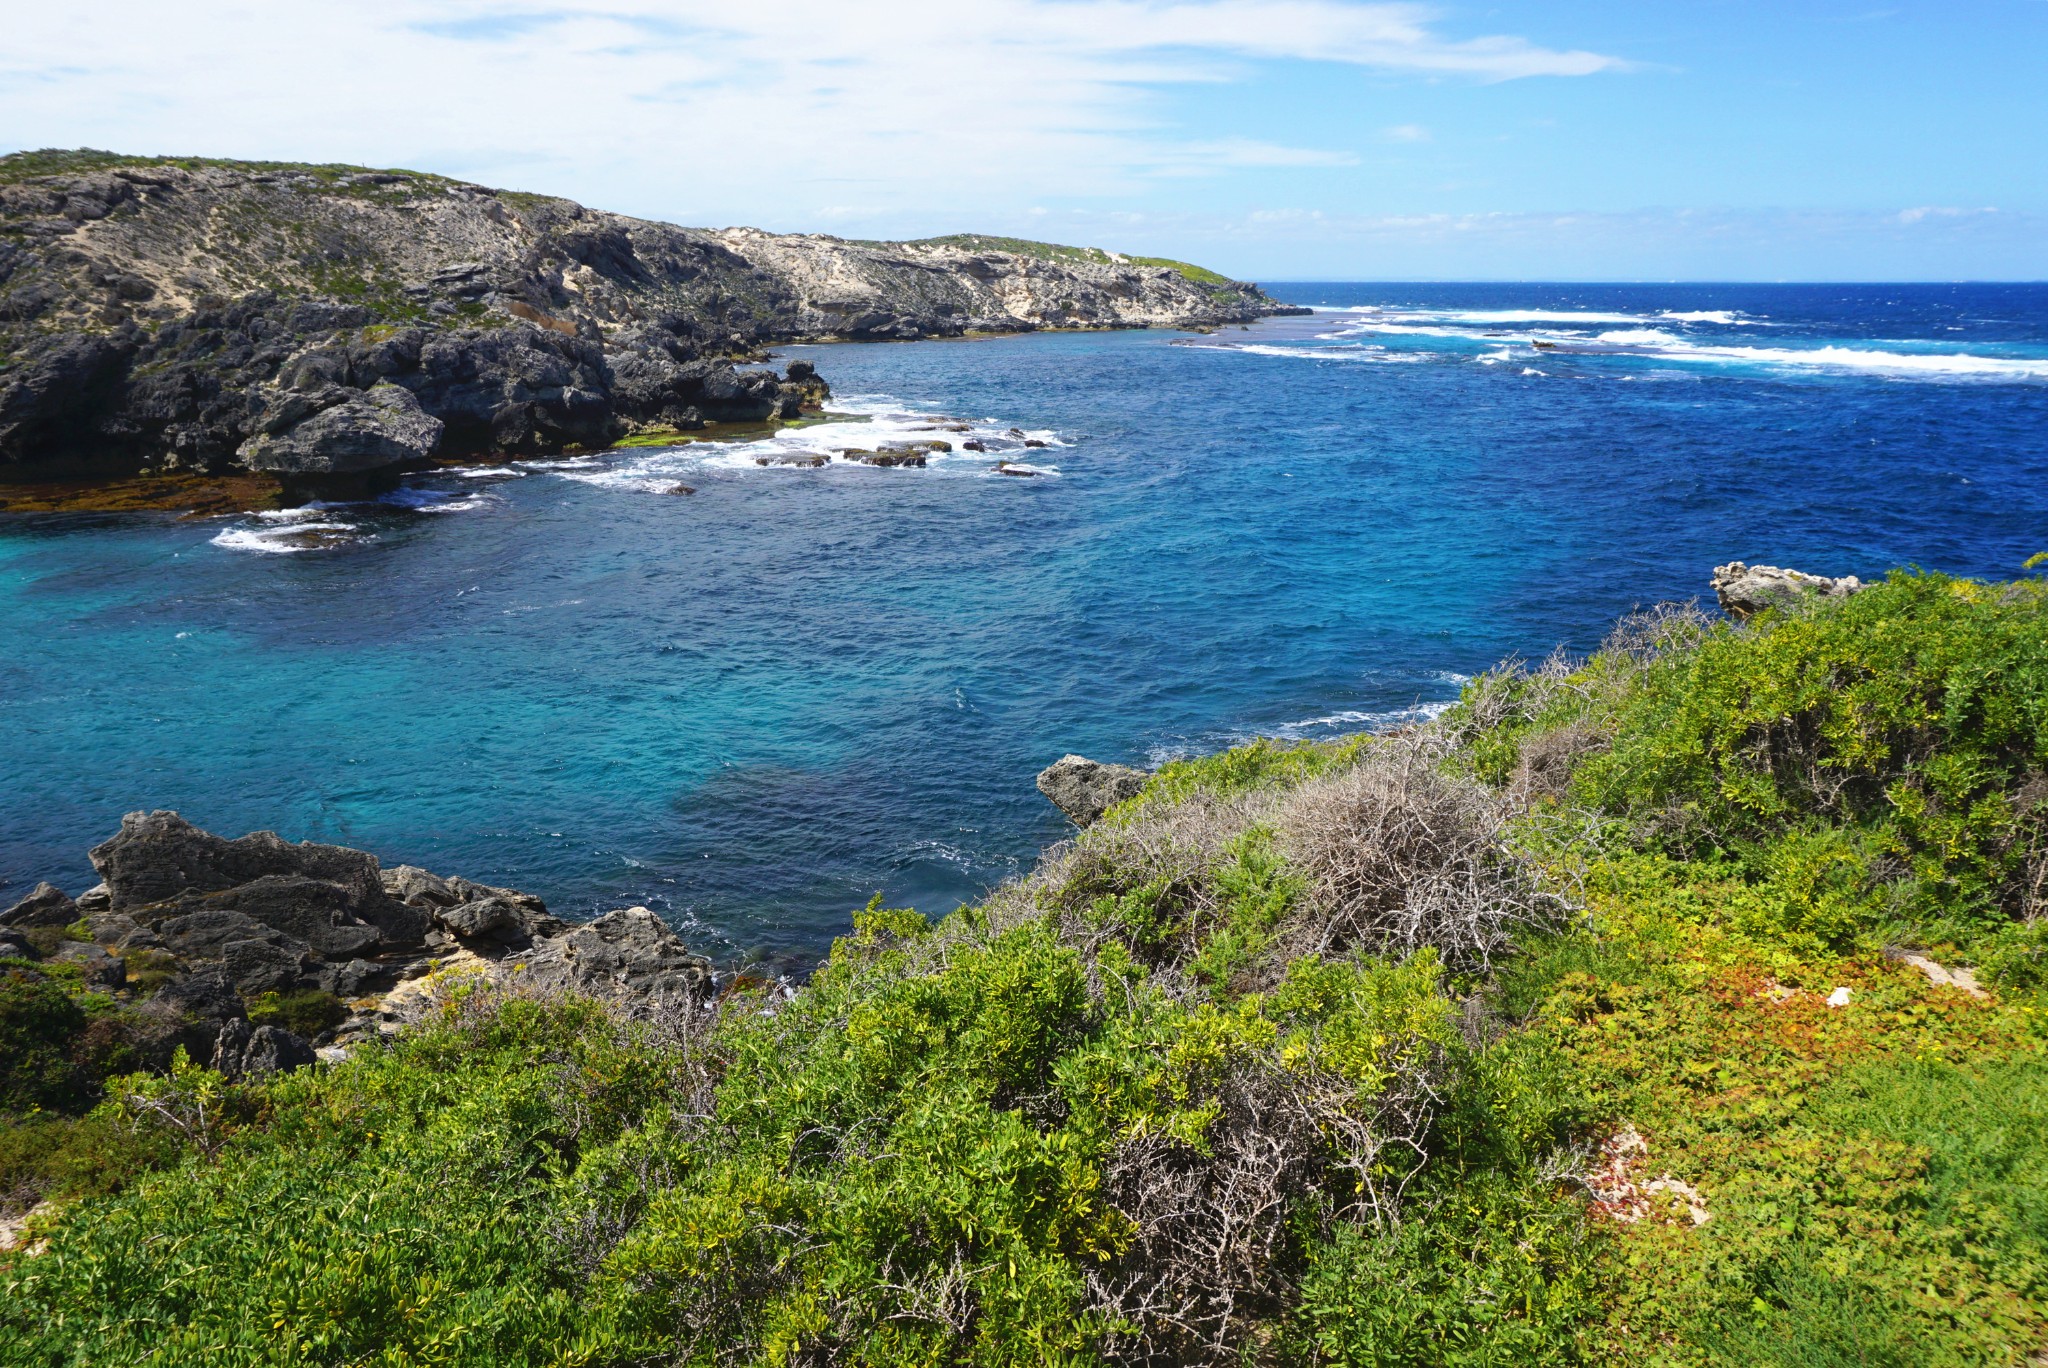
top-left (1036, 755), bottom-right (1151, 826)
top-left (1, 882), bottom-right (77, 928)
top-left (89, 810), bottom-right (384, 910)
top-left (505, 906), bottom-right (714, 1006)
top-left (1711, 562), bottom-right (1865, 621)
top-left (236, 382), bottom-right (443, 475)
top-left (211, 1017), bottom-right (316, 1081)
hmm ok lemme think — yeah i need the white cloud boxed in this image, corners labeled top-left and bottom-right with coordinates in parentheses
top-left (985, 204), bottom-right (2048, 280)
top-left (0, 1), bottom-right (1617, 227)
top-left (1382, 123), bottom-right (1433, 142)
top-left (1896, 206), bottom-right (1997, 224)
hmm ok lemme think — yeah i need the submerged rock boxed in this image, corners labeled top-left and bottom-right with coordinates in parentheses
top-left (1711, 561), bottom-right (1864, 621)
top-left (1036, 754), bottom-right (1151, 826)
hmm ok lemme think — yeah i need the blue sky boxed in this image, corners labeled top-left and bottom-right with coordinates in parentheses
top-left (3, 1), bottom-right (2042, 279)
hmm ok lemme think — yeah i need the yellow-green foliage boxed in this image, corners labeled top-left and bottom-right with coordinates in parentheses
top-left (9, 569), bottom-right (2048, 1364)
top-left (1129, 734), bottom-right (1371, 812)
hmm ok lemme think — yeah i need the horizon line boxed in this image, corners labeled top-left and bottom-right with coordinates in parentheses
top-left (1251, 278), bottom-right (2048, 286)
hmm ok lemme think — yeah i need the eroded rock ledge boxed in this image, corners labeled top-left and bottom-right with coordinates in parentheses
top-left (0, 811), bottom-right (713, 1078)
top-left (0, 151), bottom-right (1289, 487)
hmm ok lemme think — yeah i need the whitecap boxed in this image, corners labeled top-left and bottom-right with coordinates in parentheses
top-left (379, 487), bottom-right (495, 513)
top-left (1658, 310), bottom-right (1761, 325)
top-left (1259, 700), bottom-right (1456, 741)
top-left (1211, 342), bottom-right (1426, 363)
top-left (1594, 328), bottom-right (1689, 346)
top-left (211, 520), bottom-right (360, 554)
top-left (1593, 338), bottom-right (2048, 380)
top-left (1311, 306), bottom-right (1649, 325)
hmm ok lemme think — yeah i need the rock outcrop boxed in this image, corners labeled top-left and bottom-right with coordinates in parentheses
top-left (235, 382), bottom-right (444, 475)
top-left (1, 882), bottom-right (78, 927)
top-left (0, 150), bottom-right (1289, 485)
top-left (1711, 562), bottom-right (1865, 621)
top-left (1037, 755), bottom-right (1151, 826)
top-left (3, 810), bottom-right (720, 1073)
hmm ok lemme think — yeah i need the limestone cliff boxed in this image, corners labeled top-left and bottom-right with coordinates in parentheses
top-left (0, 150), bottom-right (1289, 482)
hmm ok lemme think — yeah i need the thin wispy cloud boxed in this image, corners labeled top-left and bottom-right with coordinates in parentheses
top-left (0, 1), bottom-right (1616, 225)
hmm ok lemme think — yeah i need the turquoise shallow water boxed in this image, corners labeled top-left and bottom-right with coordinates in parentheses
top-left (5, 283), bottom-right (2046, 967)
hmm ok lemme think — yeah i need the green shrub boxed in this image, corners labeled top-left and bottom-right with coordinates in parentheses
top-left (0, 1105), bottom-right (183, 1214)
top-left (0, 995), bottom-right (631, 1366)
top-left (0, 967), bottom-right (88, 1115)
top-left (1573, 573), bottom-right (2048, 942)
top-left (11, 569), bottom-right (2048, 1363)
top-left (246, 987), bottom-right (348, 1037)
top-left (1131, 734), bottom-right (1370, 811)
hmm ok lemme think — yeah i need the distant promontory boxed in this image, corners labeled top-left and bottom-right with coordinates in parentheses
top-left (0, 149), bottom-right (1295, 492)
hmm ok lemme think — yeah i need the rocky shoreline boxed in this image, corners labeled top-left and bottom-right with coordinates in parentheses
top-left (0, 564), bottom-right (1853, 1087)
top-left (0, 150), bottom-right (1295, 496)
top-left (0, 750), bottom-right (1165, 1086)
top-left (0, 811), bottom-right (719, 1081)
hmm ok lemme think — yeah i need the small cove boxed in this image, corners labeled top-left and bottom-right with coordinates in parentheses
top-left (5, 281), bottom-right (2046, 968)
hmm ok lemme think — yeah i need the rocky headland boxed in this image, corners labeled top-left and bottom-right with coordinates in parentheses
top-left (0, 811), bottom-right (716, 1083)
top-left (0, 150), bottom-right (1293, 500)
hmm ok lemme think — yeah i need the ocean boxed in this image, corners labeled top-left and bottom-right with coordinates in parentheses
top-left (5, 282), bottom-right (2045, 967)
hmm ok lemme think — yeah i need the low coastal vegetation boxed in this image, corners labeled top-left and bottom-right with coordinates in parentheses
top-left (6, 567), bottom-right (2048, 1364)
top-left (910, 235), bottom-right (1236, 288)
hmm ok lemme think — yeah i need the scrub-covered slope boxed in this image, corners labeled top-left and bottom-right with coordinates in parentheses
top-left (0, 149), bottom-right (1283, 482)
top-left (9, 566), bottom-right (2044, 1364)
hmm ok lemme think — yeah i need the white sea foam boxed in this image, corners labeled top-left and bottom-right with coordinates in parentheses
top-left (1314, 306), bottom-right (1649, 325)
top-left (211, 508), bottom-right (361, 554)
top-left (1251, 310), bottom-right (2048, 382)
top-left (1215, 343), bottom-right (1425, 363)
top-left (519, 455), bottom-right (605, 471)
top-left (379, 487), bottom-right (497, 513)
top-left (1263, 700), bottom-right (1455, 740)
top-left (1594, 328), bottom-right (1689, 346)
top-left (1600, 339), bottom-right (2048, 379)
top-left (544, 393), bottom-right (1067, 491)
top-left (1659, 310), bottom-right (1760, 325)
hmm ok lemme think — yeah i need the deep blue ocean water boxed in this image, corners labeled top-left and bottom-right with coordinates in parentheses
top-left (5, 283), bottom-right (2046, 966)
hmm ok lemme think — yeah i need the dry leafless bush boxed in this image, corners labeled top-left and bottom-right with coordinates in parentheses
top-left (1027, 791), bottom-right (1267, 953)
top-left (1599, 599), bottom-right (1715, 665)
top-left (1508, 714), bottom-right (1610, 810)
top-left (1085, 1048), bottom-right (1444, 1366)
top-left (1444, 601), bottom-right (1711, 769)
top-left (1273, 735), bottom-right (1568, 974)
